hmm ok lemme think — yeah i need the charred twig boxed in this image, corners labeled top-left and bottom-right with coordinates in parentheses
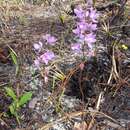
top-left (96, 0), bottom-right (120, 11)
top-left (110, 0), bottom-right (127, 24)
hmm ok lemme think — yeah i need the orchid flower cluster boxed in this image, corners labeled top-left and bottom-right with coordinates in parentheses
top-left (34, 34), bottom-right (57, 68)
top-left (33, 4), bottom-right (99, 68)
top-left (33, 2), bottom-right (99, 83)
top-left (71, 4), bottom-right (99, 57)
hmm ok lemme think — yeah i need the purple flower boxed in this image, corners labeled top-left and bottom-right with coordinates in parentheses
top-left (89, 8), bottom-right (99, 23)
top-left (79, 34), bottom-right (85, 40)
top-left (74, 6), bottom-right (85, 19)
top-left (85, 11), bottom-right (89, 17)
top-left (88, 49), bottom-right (95, 57)
top-left (77, 22), bottom-right (97, 33)
top-left (43, 34), bottom-right (57, 45)
top-left (77, 22), bottom-right (87, 31)
top-left (72, 4), bottom-right (99, 58)
top-left (86, 23), bottom-right (97, 31)
top-left (71, 43), bottom-right (81, 52)
top-left (72, 28), bottom-right (81, 35)
top-left (85, 33), bottom-right (96, 48)
top-left (33, 41), bottom-right (42, 51)
top-left (40, 51), bottom-right (55, 65)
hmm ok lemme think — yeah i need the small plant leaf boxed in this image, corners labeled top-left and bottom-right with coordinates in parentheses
top-left (8, 46), bottom-right (17, 57)
top-left (59, 14), bottom-right (65, 24)
top-left (5, 87), bottom-right (16, 101)
top-left (9, 104), bottom-right (15, 115)
top-left (10, 102), bottom-right (20, 124)
top-left (19, 92), bottom-right (32, 107)
top-left (10, 51), bottom-right (17, 65)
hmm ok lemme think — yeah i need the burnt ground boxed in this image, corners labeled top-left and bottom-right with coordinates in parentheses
top-left (0, 0), bottom-right (130, 130)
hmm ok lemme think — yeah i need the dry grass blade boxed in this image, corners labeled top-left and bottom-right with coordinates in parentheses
top-left (38, 109), bottom-right (120, 130)
top-left (112, 46), bottom-right (120, 80)
top-left (87, 92), bottom-right (103, 130)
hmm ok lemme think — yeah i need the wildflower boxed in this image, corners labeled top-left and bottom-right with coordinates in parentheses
top-left (85, 33), bottom-right (96, 43)
top-left (77, 22), bottom-right (87, 31)
top-left (87, 49), bottom-right (95, 57)
top-left (71, 43), bottom-right (81, 53)
top-left (72, 28), bottom-right (81, 35)
top-left (74, 6), bottom-right (85, 19)
top-left (40, 51), bottom-right (55, 65)
top-left (79, 34), bottom-right (85, 41)
top-left (72, 3), bottom-right (99, 57)
top-left (86, 23), bottom-right (97, 31)
top-left (85, 11), bottom-right (89, 18)
top-left (89, 7), bottom-right (99, 23)
top-left (43, 34), bottom-right (57, 45)
top-left (121, 44), bottom-right (128, 50)
top-left (33, 41), bottom-right (42, 51)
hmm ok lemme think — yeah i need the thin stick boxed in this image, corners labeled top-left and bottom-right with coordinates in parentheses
top-left (87, 92), bottom-right (103, 130)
